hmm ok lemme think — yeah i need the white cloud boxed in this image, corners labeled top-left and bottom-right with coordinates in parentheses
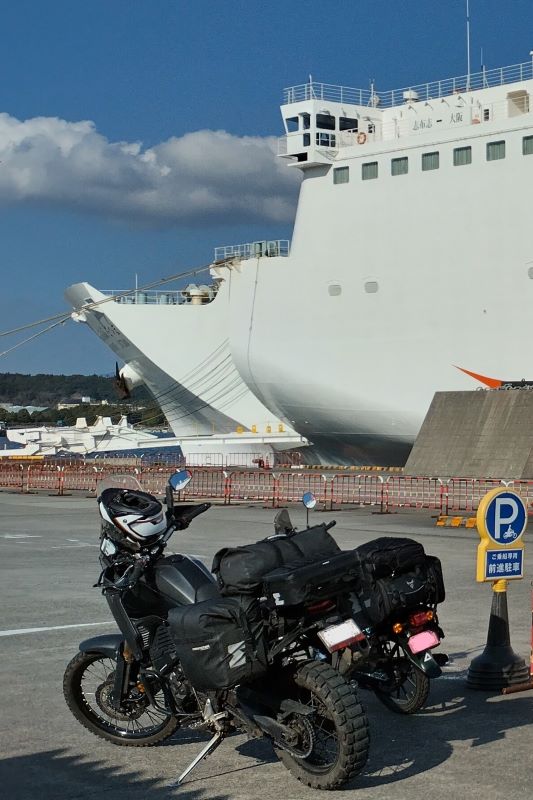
top-left (0, 113), bottom-right (301, 226)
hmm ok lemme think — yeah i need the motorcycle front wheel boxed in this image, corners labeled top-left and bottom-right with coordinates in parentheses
top-left (63, 651), bottom-right (179, 746)
top-left (276, 661), bottom-right (370, 790)
top-left (374, 642), bottom-right (430, 714)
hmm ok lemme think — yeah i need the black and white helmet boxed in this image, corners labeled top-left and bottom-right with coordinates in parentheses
top-left (98, 488), bottom-right (166, 551)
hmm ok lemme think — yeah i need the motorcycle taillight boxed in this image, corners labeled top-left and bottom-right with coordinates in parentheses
top-left (409, 610), bottom-right (434, 627)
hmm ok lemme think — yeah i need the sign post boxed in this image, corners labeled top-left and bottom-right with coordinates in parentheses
top-left (467, 488), bottom-right (529, 690)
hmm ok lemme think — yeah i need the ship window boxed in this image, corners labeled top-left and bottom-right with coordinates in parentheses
top-left (333, 166), bottom-right (349, 184)
top-left (453, 146), bottom-right (472, 166)
top-left (316, 113), bottom-right (335, 130)
top-left (302, 113), bottom-right (311, 130)
top-left (486, 140), bottom-right (505, 161)
top-left (286, 116), bottom-right (298, 132)
top-left (362, 161), bottom-right (378, 180)
top-left (391, 156), bottom-right (408, 176)
top-left (422, 151), bottom-right (439, 171)
top-left (523, 135), bottom-right (533, 155)
top-left (339, 116), bottom-right (358, 131)
top-left (483, 108), bottom-right (490, 121)
top-left (316, 132), bottom-right (336, 147)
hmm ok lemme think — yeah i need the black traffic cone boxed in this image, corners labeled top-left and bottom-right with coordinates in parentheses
top-left (467, 586), bottom-right (528, 690)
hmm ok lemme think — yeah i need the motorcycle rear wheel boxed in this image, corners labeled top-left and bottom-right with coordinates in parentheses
top-left (276, 661), bottom-right (369, 790)
top-left (63, 651), bottom-right (179, 746)
top-left (375, 643), bottom-right (430, 714)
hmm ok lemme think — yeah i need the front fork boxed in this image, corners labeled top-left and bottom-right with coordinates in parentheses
top-left (110, 642), bottom-right (138, 709)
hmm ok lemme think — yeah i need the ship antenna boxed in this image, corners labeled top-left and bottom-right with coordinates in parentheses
top-left (466, 0), bottom-right (471, 90)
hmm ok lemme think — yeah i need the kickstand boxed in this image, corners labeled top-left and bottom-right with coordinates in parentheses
top-left (174, 730), bottom-right (225, 787)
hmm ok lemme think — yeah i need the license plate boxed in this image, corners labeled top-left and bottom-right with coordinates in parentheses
top-left (317, 619), bottom-right (365, 652)
top-left (408, 630), bottom-right (440, 654)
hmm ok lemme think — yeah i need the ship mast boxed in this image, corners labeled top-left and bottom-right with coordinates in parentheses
top-left (466, 0), bottom-right (471, 90)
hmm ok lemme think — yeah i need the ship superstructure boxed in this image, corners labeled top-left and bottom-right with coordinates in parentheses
top-left (67, 59), bottom-right (533, 465)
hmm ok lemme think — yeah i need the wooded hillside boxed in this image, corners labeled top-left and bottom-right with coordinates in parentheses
top-left (0, 372), bottom-right (150, 406)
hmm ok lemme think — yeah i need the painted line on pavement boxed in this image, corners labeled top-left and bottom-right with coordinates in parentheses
top-left (0, 622), bottom-right (110, 637)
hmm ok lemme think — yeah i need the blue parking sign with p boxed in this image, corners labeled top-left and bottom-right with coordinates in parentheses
top-left (476, 488), bottom-right (527, 582)
top-left (485, 492), bottom-right (527, 544)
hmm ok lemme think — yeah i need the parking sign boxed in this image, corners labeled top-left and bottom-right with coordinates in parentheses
top-left (475, 488), bottom-right (527, 583)
top-left (484, 492), bottom-right (527, 544)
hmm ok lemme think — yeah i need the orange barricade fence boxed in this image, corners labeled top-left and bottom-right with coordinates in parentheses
top-left (61, 465), bottom-right (99, 495)
top-left (180, 469), bottom-right (227, 501)
top-left (330, 474), bottom-right (384, 510)
top-left (513, 481), bottom-right (533, 511)
top-left (138, 466), bottom-right (173, 497)
top-left (384, 476), bottom-right (441, 512)
top-left (276, 472), bottom-right (329, 508)
top-left (8, 460), bottom-right (533, 515)
top-left (26, 464), bottom-right (62, 494)
top-left (225, 470), bottom-right (275, 505)
top-left (0, 462), bottom-right (24, 491)
top-left (444, 478), bottom-right (503, 514)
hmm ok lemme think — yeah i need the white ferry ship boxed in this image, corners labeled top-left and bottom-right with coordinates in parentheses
top-left (66, 58), bottom-right (533, 465)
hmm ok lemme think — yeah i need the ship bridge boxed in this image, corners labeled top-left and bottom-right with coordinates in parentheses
top-left (280, 59), bottom-right (533, 166)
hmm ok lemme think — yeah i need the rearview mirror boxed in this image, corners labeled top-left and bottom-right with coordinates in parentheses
top-left (169, 469), bottom-right (193, 493)
top-left (302, 492), bottom-right (317, 510)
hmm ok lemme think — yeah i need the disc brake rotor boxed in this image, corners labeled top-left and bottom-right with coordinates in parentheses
top-left (95, 680), bottom-right (147, 721)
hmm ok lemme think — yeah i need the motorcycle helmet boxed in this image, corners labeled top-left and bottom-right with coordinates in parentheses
top-left (98, 487), bottom-right (166, 552)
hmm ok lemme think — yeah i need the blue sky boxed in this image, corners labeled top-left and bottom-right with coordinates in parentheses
top-left (0, 0), bottom-right (532, 374)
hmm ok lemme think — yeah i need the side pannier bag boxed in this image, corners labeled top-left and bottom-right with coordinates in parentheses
top-left (425, 555), bottom-right (446, 604)
top-left (168, 596), bottom-right (267, 691)
top-left (212, 524), bottom-right (340, 596)
top-left (353, 537), bottom-right (426, 579)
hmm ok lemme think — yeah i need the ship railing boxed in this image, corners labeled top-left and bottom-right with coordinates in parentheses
top-left (279, 90), bottom-right (531, 155)
top-left (100, 289), bottom-right (216, 305)
top-left (214, 240), bottom-right (290, 261)
top-left (283, 60), bottom-right (533, 109)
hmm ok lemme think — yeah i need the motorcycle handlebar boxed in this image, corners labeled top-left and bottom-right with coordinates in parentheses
top-left (325, 520), bottom-right (336, 531)
top-left (172, 502), bottom-right (211, 530)
top-left (108, 555), bottom-right (148, 590)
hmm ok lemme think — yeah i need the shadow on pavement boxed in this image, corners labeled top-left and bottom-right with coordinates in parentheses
top-left (0, 748), bottom-right (231, 800)
top-left (355, 676), bottom-right (533, 789)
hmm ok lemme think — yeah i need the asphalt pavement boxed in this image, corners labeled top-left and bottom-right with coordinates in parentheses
top-left (1, 491), bottom-right (532, 800)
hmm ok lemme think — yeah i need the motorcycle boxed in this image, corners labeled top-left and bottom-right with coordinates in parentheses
top-left (63, 470), bottom-right (371, 791)
top-left (298, 491), bottom-right (448, 715)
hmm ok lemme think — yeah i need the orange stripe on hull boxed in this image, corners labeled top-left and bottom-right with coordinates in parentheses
top-left (454, 366), bottom-right (503, 389)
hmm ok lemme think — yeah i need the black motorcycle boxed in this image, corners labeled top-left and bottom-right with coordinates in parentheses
top-left (63, 470), bottom-right (371, 790)
top-left (298, 491), bottom-right (448, 715)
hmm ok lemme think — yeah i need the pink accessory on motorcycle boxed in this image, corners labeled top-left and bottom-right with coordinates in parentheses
top-left (408, 630), bottom-right (440, 654)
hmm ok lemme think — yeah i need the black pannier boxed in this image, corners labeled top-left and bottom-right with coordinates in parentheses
top-left (425, 555), bottom-right (446, 604)
top-left (357, 571), bottom-right (430, 624)
top-left (212, 524), bottom-right (340, 596)
top-left (354, 542), bottom-right (446, 625)
top-left (168, 596), bottom-right (268, 691)
top-left (263, 551), bottom-right (359, 607)
top-left (353, 537), bottom-right (426, 579)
